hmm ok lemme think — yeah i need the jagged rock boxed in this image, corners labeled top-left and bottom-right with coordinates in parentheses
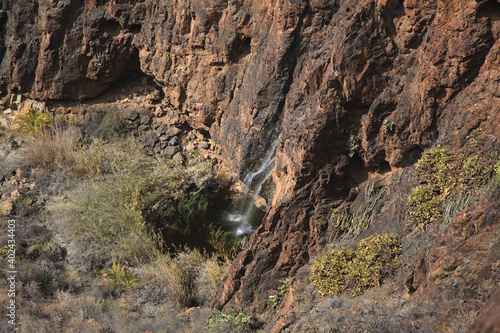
top-left (123, 108), bottom-right (139, 121)
top-left (139, 131), bottom-right (157, 148)
top-left (0, 200), bottom-right (13, 216)
top-left (168, 137), bottom-right (178, 146)
top-left (139, 113), bottom-right (151, 125)
top-left (164, 146), bottom-right (180, 158)
top-left (1, 0), bottom-right (500, 329)
top-left (10, 189), bottom-right (20, 201)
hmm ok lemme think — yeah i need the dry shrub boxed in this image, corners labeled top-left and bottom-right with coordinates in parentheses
top-left (3, 127), bottom-right (79, 172)
top-left (138, 250), bottom-right (230, 308)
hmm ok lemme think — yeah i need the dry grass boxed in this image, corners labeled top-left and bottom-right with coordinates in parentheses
top-left (3, 126), bottom-right (79, 172)
top-left (137, 250), bottom-right (231, 308)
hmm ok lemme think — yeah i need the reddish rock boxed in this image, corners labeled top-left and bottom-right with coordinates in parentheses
top-left (0, 0), bottom-right (499, 329)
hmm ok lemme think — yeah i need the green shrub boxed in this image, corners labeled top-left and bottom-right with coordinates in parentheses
top-left (310, 234), bottom-right (402, 296)
top-left (13, 107), bottom-right (52, 136)
top-left (347, 234), bottom-right (403, 295)
top-left (100, 260), bottom-right (140, 292)
top-left (463, 156), bottom-right (490, 185)
top-left (406, 145), bottom-right (456, 229)
top-left (414, 145), bottom-right (455, 193)
top-left (347, 136), bottom-right (360, 158)
top-left (94, 109), bottom-right (128, 141)
top-left (206, 307), bottom-right (258, 331)
top-left (406, 186), bottom-right (442, 230)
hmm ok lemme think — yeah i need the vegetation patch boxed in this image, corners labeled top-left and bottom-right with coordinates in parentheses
top-left (100, 260), bottom-right (140, 292)
top-left (310, 234), bottom-right (402, 296)
top-left (406, 146), bottom-right (456, 230)
top-left (332, 180), bottom-right (387, 238)
top-left (268, 277), bottom-right (291, 311)
top-left (206, 307), bottom-right (259, 332)
top-left (406, 144), bottom-right (499, 230)
top-left (463, 156), bottom-right (490, 186)
top-left (13, 106), bottom-right (52, 136)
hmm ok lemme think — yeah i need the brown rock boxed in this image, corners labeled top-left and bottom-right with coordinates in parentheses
top-left (10, 189), bottom-right (21, 201)
top-left (0, 200), bottom-right (13, 216)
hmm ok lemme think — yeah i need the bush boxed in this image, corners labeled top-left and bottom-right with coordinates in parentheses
top-left (100, 260), bottom-right (140, 292)
top-left (138, 250), bottom-right (230, 308)
top-left (13, 107), bottom-right (52, 136)
top-left (206, 308), bottom-right (259, 332)
top-left (406, 145), bottom-right (456, 229)
top-left (94, 109), bottom-right (128, 141)
top-left (414, 145), bottom-right (455, 193)
top-left (406, 186), bottom-right (442, 230)
top-left (463, 156), bottom-right (490, 185)
top-left (310, 234), bottom-right (402, 296)
top-left (4, 127), bottom-right (79, 172)
top-left (48, 138), bottom-right (219, 269)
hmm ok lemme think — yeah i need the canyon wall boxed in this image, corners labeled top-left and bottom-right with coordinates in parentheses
top-left (1, 0), bottom-right (500, 329)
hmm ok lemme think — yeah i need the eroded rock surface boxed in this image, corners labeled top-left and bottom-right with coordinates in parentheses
top-left (1, 0), bottom-right (500, 330)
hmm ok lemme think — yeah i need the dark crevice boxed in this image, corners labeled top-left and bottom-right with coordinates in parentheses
top-left (228, 35), bottom-right (251, 63)
top-left (100, 19), bottom-right (122, 37)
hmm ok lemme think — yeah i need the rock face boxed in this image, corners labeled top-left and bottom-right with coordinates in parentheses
top-left (1, 0), bottom-right (500, 329)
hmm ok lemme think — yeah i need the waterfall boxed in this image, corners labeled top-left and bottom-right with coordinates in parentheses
top-left (224, 135), bottom-right (281, 235)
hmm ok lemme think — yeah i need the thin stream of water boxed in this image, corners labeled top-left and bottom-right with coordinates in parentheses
top-left (224, 135), bottom-right (281, 235)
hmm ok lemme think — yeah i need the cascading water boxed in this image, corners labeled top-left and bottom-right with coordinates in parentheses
top-left (224, 135), bottom-right (281, 235)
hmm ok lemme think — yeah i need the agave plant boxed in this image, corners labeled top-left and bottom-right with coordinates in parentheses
top-left (100, 260), bottom-right (140, 291)
top-left (13, 107), bottom-right (52, 135)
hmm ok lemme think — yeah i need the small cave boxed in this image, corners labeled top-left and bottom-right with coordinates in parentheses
top-left (346, 154), bottom-right (370, 185)
top-left (229, 35), bottom-right (252, 63)
top-left (100, 19), bottom-right (121, 38)
top-left (403, 147), bottom-right (424, 167)
top-left (128, 24), bottom-right (141, 34)
top-left (376, 160), bottom-right (392, 174)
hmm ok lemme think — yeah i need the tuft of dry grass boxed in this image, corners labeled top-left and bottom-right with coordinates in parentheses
top-left (3, 126), bottom-right (80, 172)
top-left (137, 250), bottom-right (231, 308)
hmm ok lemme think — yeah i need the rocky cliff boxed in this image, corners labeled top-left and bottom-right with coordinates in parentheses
top-left (1, 0), bottom-right (500, 331)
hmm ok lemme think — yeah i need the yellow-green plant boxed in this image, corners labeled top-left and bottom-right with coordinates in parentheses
top-left (347, 234), bottom-right (403, 295)
top-left (347, 136), bottom-right (360, 158)
top-left (13, 107), bottom-right (52, 135)
top-left (268, 277), bottom-right (292, 311)
top-left (492, 160), bottom-right (500, 189)
top-left (463, 156), bottom-right (490, 185)
top-left (278, 277), bottom-right (291, 298)
top-left (310, 234), bottom-right (402, 296)
top-left (414, 145), bottom-right (455, 194)
top-left (0, 245), bottom-right (8, 257)
top-left (100, 260), bottom-right (140, 291)
top-left (205, 307), bottom-right (258, 331)
top-left (310, 247), bottom-right (354, 296)
top-left (406, 146), bottom-right (456, 229)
